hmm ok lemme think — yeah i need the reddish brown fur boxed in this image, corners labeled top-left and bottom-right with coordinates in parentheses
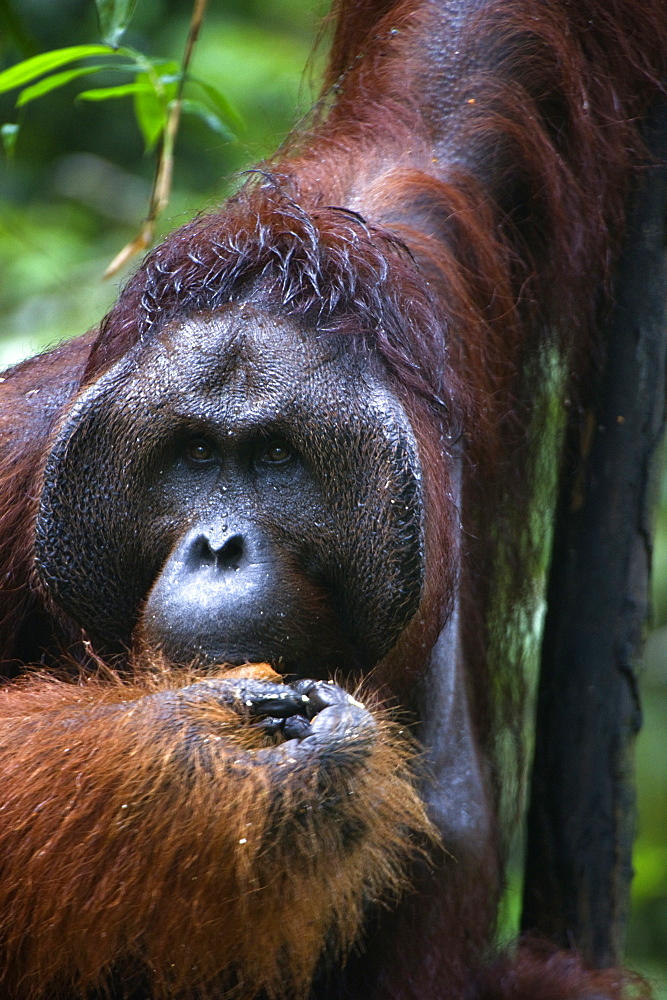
top-left (476, 940), bottom-right (651, 1000)
top-left (0, 660), bottom-right (434, 999)
top-left (1, 0), bottom-right (666, 998)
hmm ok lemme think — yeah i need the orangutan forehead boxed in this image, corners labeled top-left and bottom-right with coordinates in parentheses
top-left (140, 307), bottom-right (379, 403)
top-left (159, 307), bottom-right (346, 366)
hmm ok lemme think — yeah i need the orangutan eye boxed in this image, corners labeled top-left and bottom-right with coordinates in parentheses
top-left (184, 439), bottom-right (216, 465)
top-left (260, 440), bottom-right (293, 465)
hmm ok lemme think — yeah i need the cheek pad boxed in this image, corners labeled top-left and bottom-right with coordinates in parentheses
top-left (36, 377), bottom-right (171, 647)
top-left (288, 392), bottom-right (425, 663)
top-left (36, 357), bottom-right (426, 662)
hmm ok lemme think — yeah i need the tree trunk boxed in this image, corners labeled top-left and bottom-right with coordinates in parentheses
top-left (522, 101), bottom-right (667, 965)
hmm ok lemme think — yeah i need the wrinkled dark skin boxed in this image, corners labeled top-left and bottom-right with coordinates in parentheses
top-left (151, 675), bottom-right (378, 771)
top-left (36, 307), bottom-right (425, 679)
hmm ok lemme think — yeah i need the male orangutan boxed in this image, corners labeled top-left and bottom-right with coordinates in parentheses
top-left (1, 0), bottom-right (666, 998)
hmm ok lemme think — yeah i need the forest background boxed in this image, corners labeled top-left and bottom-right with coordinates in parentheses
top-left (0, 0), bottom-right (665, 993)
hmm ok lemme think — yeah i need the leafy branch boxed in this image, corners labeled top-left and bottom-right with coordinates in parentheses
top-left (0, 0), bottom-right (239, 274)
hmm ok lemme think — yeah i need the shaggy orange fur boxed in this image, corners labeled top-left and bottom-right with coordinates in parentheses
top-left (0, 661), bottom-right (434, 999)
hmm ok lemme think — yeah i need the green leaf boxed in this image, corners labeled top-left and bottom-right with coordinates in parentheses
top-left (1, 123), bottom-right (20, 158)
top-left (16, 64), bottom-right (135, 107)
top-left (152, 61), bottom-right (180, 78)
top-left (0, 46), bottom-right (116, 94)
top-left (189, 76), bottom-right (243, 133)
top-left (179, 99), bottom-right (235, 140)
top-left (133, 72), bottom-right (168, 152)
top-left (76, 82), bottom-right (154, 101)
top-left (157, 74), bottom-right (179, 102)
top-left (95, 0), bottom-right (139, 48)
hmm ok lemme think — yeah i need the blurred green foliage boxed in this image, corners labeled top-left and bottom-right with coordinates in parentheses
top-left (0, 0), bottom-right (325, 360)
top-left (0, 0), bottom-right (665, 992)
